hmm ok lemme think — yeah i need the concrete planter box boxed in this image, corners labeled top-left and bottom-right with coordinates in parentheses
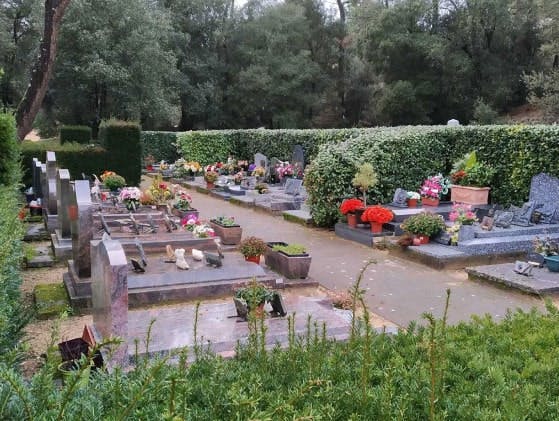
top-left (265, 242), bottom-right (311, 279)
top-left (171, 208), bottom-right (199, 220)
top-left (450, 186), bottom-right (490, 205)
top-left (209, 220), bottom-right (242, 245)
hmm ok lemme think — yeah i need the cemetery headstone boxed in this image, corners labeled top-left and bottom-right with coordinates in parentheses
top-left (56, 169), bottom-right (72, 238)
top-left (71, 180), bottom-right (94, 277)
top-left (285, 178), bottom-right (303, 196)
top-left (447, 119), bottom-right (460, 126)
top-left (91, 238), bottom-right (128, 368)
top-left (493, 210), bottom-right (514, 228)
top-left (391, 188), bottom-right (408, 208)
top-left (292, 145), bottom-right (305, 177)
top-left (510, 202), bottom-right (538, 227)
top-left (34, 159), bottom-right (43, 198)
top-left (46, 151), bottom-right (58, 215)
top-left (40, 164), bottom-right (47, 208)
top-left (432, 230), bottom-right (451, 245)
top-left (528, 173), bottom-right (559, 224)
top-left (32, 158), bottom-right (38, 195)
top-left (254, 152), bottom-right (268, 172)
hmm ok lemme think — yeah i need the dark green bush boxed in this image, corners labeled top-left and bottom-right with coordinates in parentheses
top-left (98, 120), bottom-right (141, 186)
top-left (141, 131), bottom-right (180, 164)
top-left (0, 114), bottom-right (20, 186)
top-left (59, 125), bottom-right (92, 144)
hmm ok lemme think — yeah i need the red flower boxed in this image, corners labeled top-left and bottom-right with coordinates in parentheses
top-left (340, 198), bottom-right (364, 215)
top-left (361, 206), bottom-right (394, 224)
top-left (159, 183), bottom-right (167, 190)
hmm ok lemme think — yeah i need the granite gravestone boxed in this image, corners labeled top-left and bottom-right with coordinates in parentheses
top-left (493, 210), bottom-right (514, 228)
top-left (391, 188), bottom-right (408, 208)
top-left (241, 176), bottom-right (257, 190)
top-left (71, 180), bottom-right (94, 277)
top-left (510, 202), bottom-right (538, 227)
top-left (292, 145), bottom-right (305, 176)
top-left (34, 159), bottom-right (43, 199)
top-left (269, 157), bottom-right (281, 183)
top-left (91, 238), bottom-right (128, 368)
top-left (447, 119), bottom-right (460, 126)
top-left (528, 173), bottom-right (559, 224)
top-left (32, 158), bottom-right (38, 196)
top-left (56, 169), bottom-right (72, 238)
top-left (46, 151), bottom-right (58, 215)
top-left (285, 178), bottom-right (303, 196)
top-left (40, 164), bottom-right (47, 208)
top-left (254, 152), bottom-right (268, 175)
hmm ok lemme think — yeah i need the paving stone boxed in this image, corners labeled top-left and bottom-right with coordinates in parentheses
top-left (467, 263), bottom-right (559, 294)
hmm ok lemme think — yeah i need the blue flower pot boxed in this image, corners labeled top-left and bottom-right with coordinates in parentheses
top-left (544, 255), bottom-right (559, 272)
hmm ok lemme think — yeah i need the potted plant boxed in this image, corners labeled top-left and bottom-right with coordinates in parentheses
top-left (352, 163), bottom-right (378, 206)
top-left (172, 191), bottom-right (199, 218)
top-left (533, 236), bottom-right (559, 271)
top-left (360, 205), bottom-right (394, 233)
top-left (173, 159), bottom-right (202, 181)
top-left (100, 171), bottom-right (126, 191)
top-left (144, 175), bottom-right (173, 209)
top-left (448, 203), bottom-right (478, 243)
top-left (339, 198), bottom-right (365, 228)
top-left (419, 174), bottom-right (449, 206)
top-left (265, 242), bottom-right (311, 279)
top-left (234, 279), bottom-right (277, 315)
top-left (192, 223), bottom-right (215, 238)
top-left (209, 216), bottom-right (242, 245)
top-left (400, 212), bottom-right (446, 244)
top-left (450, 151), bottom-right (495, 205)
top-left (407, 191), bottom-right (420, 207)
top-left (204, 170), bottom-right (219, 189)
top-left (144, 154), bottom-right (155, 171)
top-left (239, 236), bottom-right (268, 264)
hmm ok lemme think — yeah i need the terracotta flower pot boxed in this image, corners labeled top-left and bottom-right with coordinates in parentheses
top-left (245, 255), bottom-right (261, 264)
top-left (370, 222), bottom-right (383, 233)
top-left (415, 235), bottom-right (430, 245)
top-left (206, 181), bottom-right (215, 190)
top-left (407, 198), bottom-right (418, 208)
top-left (421, 197), bottom-right (440, 207)
top-left (346, 213), bottom-right (358, 228)
top-left (450, 185), bottom-right (490, 205)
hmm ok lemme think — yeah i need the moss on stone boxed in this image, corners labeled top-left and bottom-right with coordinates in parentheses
top-left (34, 283), bottom-right (69, 319)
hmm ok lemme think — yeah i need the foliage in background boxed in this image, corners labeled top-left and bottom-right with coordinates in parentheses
top-left (99, 120), bottom-right (141, 186)
top-left (59, 125), bottom-right (91, 145)
top-left (306, 125), bottom-right (559, 226)
top-left (0, 113), bottom-right (20, 186)
top-left (140, 131), bottom-right (180, 165)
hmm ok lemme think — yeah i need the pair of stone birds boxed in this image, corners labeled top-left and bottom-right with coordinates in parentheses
top-left (166, 238), bottom-right (224, 269)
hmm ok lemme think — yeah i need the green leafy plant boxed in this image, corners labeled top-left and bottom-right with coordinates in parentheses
top-left (401, 212), bottom-right (446, 236)
top-left (100, 171), bottom-right (126, 190)
top-left (239, 236), bottom-right (267, 257)
top-left (210, 216), bottom-right (238, 227)
top-left (272, 243), bottom-right (307, 255)
top-left (451, 151), bottom-right (496, 187)
top-left (352, 163), bottom-right (378, 205)
top-left (234, 279), bottom-right (276, 309)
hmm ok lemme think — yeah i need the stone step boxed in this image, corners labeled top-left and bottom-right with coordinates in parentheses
top-left (474, 223), bottom-right (559, 239)
top-left (457, 232), bottom-right (559, 256)
top-left (282, 210), bottom-right (312, 225)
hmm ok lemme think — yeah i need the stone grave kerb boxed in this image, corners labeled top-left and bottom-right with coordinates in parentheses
top-left (71, 180), bottom-right (94, 277)
top-left (46, 151), bottom-right (58, 215)
top-left (91, 238), bottom-right (128, 369)
top-left (56, 169), bottom-right (72, 238)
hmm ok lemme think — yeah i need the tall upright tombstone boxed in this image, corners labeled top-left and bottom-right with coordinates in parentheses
top-left (91, 238), bottom-right (128, 368)
top-left (33, 159), bottom-right (43, 199)
top-left (292, 145), bottom-right (305, 178)
top-left (71, 180), bottom-right (94, 278)
top-left (40, 164), bottom-right (47, 207)
top-left (56, 169), bottom-right (72, 238)
top-left (46, 151), bottom-right (58, 215)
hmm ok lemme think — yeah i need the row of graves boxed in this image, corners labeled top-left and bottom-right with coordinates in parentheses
top-left (335, 170), bottom-right (559, 295)
top-left (25, 151), bottom-right (351, 369)
top-left (150, 146), bottom-right (311, 222)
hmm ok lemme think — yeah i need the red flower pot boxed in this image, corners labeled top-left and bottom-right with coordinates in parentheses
top-left (421, 197), bottom-right (440, 207)
top-left (245, 255), bottom-right (261, 264)
top-left (346, 213), bottom-right (358, 228)
top-left (407, 198), bottom-right (418, 208)
top-left (370, 222), bottom-right (383, 233)
top-left (415, 235), bottom-right (430, 245)
top-left (206, 182), bottom-right (215, 190)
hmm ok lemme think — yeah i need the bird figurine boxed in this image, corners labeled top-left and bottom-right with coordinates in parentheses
top-left (164, 244), bottom-right (176, 263)
top-left (174, 248), bottom-right (189, 270)
top-left (191, 249), bottom-right (204, 261)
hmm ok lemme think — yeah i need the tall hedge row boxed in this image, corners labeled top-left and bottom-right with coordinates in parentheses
top-left (59, 125), bottom-right (92, 144)
top-left (305, 125), bottom-right (559, 226)
top-left (0, 113), bottom-right (20, 186)
top-left (140, 131), bottom-right (180, 164)
top-left (102, 121), bottom-right (142, 186)
top-left (177, 129), bottom-right (363, 165)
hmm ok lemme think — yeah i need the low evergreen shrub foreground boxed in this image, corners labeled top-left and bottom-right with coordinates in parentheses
top-left (1, 303), bottom-right (559, 419)
top-left (59, 125), bottom-right (91, 145)
top-left (305, 125), bottom-right (559, 226)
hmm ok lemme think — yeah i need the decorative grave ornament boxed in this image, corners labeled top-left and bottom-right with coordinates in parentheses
top-left (191, 249), bottom-right (204, 261)
top-left (493, 210), bottom-right (514, 228)
top-left (391, 188), bottom-right (408, 208)
top-left (480, 216), bottom-right (494, 231)
top-left (513, 260), bottom-right (533, 276)
top-left (131, 259), bottom-right (145, 273)
top-left (284, 178), bottom-right (303, 196)
top-left (165, 245), bottom-right (176, 263)
top-left (526, 252), bottom-right (545, 268)
top-left (204, 252), bottom-right (223, 267)
top-left (175, 248), bottom-right (189, 270)
top-left (135, 238), bottom-right (147, 267)
top-left (510, 202), bottom-right (538, 227)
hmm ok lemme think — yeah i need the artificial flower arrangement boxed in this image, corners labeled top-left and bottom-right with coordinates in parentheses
top-left (533, 236), bottom-right (559, 256)
top-left (420, 174), bottom-right (449, 199)
top-left (277, 163), bottom-right (294, 179)
top-left (144, 175), bottom-right (173, 203)
top-left (407, 191), bottom-right (420, 200)
top-left (211, 216), bottom-right (239, 227)
top-left (450, 151), bottom-right (495, 187)
top-left (204, 170), bottom-right (219, 183)
top-left (173, 191), bottom-right (193, 211)
top-left (181, 213), bottom-right (200, 231)
top-left (449, 203), bottom-right (478, 225)
top-left (205, 163), bottom-right (223, 173)
top-left (360, 205), bottom-right (394, 224)
top-left (252, 166), bottom-right (266, 177)
top-left (339, 198), bottom-right (364, 215)
top-left (100, 170), bottom-right (126, 190)
top-left (192, 223), bottom-right (215, 238)
top-left (118, 187), bottom-right (142, 210)
top-left (173, 159), bottom-right (202, 178)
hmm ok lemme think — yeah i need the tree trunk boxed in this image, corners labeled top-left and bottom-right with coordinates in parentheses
top-left (15, 0), bottom-right (71, 141)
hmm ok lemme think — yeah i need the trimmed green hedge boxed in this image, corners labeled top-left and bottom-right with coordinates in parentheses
top-left (177, 129), bottom-right (362, 165)
top-left (141, 131), bottom-right (180, 164)
top-left (102, 121), bottom-right (141, 186)
top-left (306, 125), bottom-right (559, 226)
top-left (59, 125), bottom-right (91, 144)
top-left (0, 114), bottom-right (20, 186)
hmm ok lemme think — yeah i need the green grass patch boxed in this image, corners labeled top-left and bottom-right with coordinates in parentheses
top-left (34, 283), bottom-right (69, 319)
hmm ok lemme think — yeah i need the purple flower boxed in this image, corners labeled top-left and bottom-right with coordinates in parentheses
top-left (248, 164), bottom-right (256, 172)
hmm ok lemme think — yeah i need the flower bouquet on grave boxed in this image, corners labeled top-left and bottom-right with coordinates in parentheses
top-left (144, 175), bottom-right (173, 204)
top-left (192, 223), bottom-right (215, 238)
top-left (118, 187), bottom-right (142, 211)
top-left (252, 166), bottom-right (266, 178)
top-left (361, 205), bottom-right (394, 233)
top-left (277, 163), bottom-right (294, 180)
top-left (173, 159), bottom-right (202, 178)
top-left (420, 174), bottom-right (449, 206)
top-left (339, 198), bottom-right (365, 227)
top-left (449, 203), bottom-right (478, 225)
top-left (181, 213), bottom-right (201, 232)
